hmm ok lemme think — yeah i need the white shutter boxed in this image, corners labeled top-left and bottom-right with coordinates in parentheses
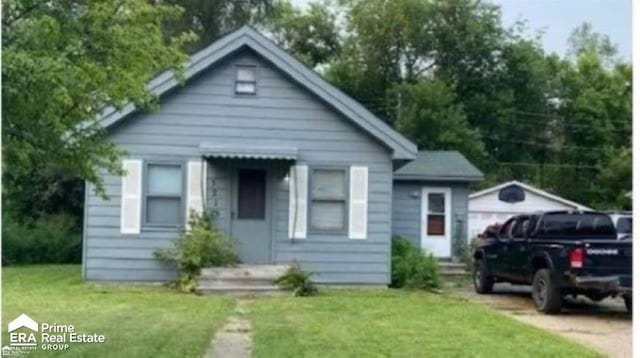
top-left (186, 160), bottom-right (205, 227)
top-left (288, 165), bottom-right (308, 239)
top-left (121, 159), bottom-right (142, 234)
top-left (349, 166), bottom-right (368, 239)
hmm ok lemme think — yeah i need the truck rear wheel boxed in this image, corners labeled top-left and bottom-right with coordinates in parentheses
top-left (473, 259), bottom-right (493, 294)
top-left (532, 269), bottom-right (563, 314)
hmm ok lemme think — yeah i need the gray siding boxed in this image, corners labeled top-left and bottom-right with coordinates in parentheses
top-left (392, 181), bottom-right (470, 255)
top-left (85, 49), bottom-right (393, 284)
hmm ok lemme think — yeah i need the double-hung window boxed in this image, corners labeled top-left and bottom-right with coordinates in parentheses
top-left (427, 193), bottom-right (446, 235)
top-left (145, 163), bottom-right (183, 227)
top-left (310, 169), bottom-right (347, 232)
top-left (235, 65), bottom-right (257, 95)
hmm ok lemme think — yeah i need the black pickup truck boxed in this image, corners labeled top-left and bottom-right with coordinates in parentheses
top-left (473, 211), bottom-right (632, 314)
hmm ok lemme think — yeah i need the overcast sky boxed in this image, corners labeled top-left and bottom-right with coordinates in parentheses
top-left (291, 0), bottom-right (632, 60)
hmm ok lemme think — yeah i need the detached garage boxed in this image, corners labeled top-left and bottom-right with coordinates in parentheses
top-left (467, 180), bottom-right (591, 239)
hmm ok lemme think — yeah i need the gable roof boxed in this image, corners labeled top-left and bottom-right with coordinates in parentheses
top-left (469, 180), bottom-right (592, 210)
top-left (393, 151), bottom-right (483, 182)
top-left (99, 26), bottom-right (417, 160)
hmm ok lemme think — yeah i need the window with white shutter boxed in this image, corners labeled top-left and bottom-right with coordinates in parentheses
top-left (121, 159), bottom-right (142, 234)
top-left (288, 165), bottom-right (308, 239)
top-left (349, 166), bottom-right (368, 239)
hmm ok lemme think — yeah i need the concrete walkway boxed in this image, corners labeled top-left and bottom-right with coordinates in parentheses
top-left (453, 283), bottom-right (632, 357)
top-left (205, 301), bottom-right (253, 358)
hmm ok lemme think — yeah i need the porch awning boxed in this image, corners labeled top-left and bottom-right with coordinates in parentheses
top-left (199, 143), bottom-right (298, 160)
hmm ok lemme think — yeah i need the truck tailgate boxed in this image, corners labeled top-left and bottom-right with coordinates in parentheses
top-left (581, 239), bottom-right (632, 278)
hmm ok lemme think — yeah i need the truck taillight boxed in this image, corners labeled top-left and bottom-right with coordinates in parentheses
top-left (570, 248), bottom-right (584, 268)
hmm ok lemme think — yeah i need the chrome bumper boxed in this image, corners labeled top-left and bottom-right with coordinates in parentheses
top-left (571, 275), bottom-right (632, 294)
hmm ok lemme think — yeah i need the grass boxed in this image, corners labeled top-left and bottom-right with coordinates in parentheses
top-left (1, 265), bottom-right (233, 357)
top-left (245, 290), bottom-right (600, 358)
top-left (2, 266), bottom-right (598, 357)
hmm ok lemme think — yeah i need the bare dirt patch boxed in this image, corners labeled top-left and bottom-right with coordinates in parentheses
top-left (453, 283), bottom-right (632, 358)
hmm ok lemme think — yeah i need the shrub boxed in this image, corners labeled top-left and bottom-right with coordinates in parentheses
top-left (453, 237), bottom-right (475, 272)
top-left (391, 236), bottom-right (441, 290)
top-left (154, 210), bottom-right (239, 293)
top-left (274, 262), bottom-right (318, 296)
top-left (2, 214), bottom-right (82, 265)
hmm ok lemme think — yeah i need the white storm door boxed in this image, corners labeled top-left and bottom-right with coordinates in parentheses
top-left (420, 187), bottom-right (452, 258)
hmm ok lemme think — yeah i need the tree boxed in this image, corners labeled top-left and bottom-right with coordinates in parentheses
top-left (592, 147), bottom-right (632, 210)
top-left (3, 0), bottom-right (196, 215)
top-left (567, 22), bottom-right (619, 66)
top-left (263, 0), bottom-right (341, 67)
top-left (393, 80), bottom-right (486, 163)
top-left (552, 48), bottom-right (632, 205)
top-left (164, 0), bottom-right (274, 53)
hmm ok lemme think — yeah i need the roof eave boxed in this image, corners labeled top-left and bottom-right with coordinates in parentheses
top-left (393, 174), bottom-right (484, 182)
top-left (99, 26), bottom-right (418, 160)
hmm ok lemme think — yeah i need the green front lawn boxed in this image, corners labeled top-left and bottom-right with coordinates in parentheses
top-left (2, 266), bottom-right (597, 357)
top-left (2, 265), bottom-right (233, 357)
top-left (246, 290), bottom-right (599, 358)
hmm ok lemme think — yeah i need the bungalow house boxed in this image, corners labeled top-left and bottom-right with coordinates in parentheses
top-left (83, 26), bottom-right (481, 285)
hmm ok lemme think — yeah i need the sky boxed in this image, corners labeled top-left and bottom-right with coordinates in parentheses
top-left (496, 0), bottom-right (631, 59)
top-left (291, 0), bottom-right (632, 60)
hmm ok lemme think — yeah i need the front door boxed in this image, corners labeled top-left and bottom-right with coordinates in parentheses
top-left (420, 187), bottom-right (452, 258)
top-left (231, 168), bottom-right (271, 264)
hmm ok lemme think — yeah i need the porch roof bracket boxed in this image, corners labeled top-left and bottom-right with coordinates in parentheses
top-left (198, 142), bottom-right (298, 160)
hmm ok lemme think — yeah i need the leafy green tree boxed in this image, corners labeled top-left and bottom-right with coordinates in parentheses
top-left (163, 0), bottom-right (274, 53)
top-left (264, 0), bottom-right (341, 67)
top-left (393, 80), bottom-right (486, 163)
top-left (567, 22), bottom-right (619, 66)
top-left (3, 0), bottom-right (196, 214)
top-left (592, 147), bottom-right (632, 210)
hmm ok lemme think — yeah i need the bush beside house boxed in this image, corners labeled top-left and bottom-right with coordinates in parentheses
top-left (154, 210), bottom-right (239, 292)
top-left (2, 214), bottom-right (82, 265)
top-left (391, 236), bottom-right (441, 290)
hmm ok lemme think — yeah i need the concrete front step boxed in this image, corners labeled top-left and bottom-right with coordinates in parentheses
top-left (198, 285), bottom-right (287, 296)
top-left (197, 265), bottom-right (289, 295)
top-left (199, 265), bottom-right (289, 280)
top-left (198, 277), bottom-right (278, 287)
top-left (440, 270), bottom-right (470, 277)
top-left (438, 262), bottom-right (467, 269)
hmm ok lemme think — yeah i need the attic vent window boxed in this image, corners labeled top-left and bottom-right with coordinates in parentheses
top-left (235, 65), bottom-right (257, 94)
top-left (499, 184), bottom-right (525, 203)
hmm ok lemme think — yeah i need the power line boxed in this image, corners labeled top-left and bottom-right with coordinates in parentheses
top-left (495, 161), bottom-right (599, 169)
top-left (484, 135), bottom-right (607, 152)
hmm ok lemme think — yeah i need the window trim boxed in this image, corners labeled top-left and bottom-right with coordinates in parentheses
top-left (420, 187), bottom-right (452, 241)
top-left (234, 64), bottom-right (258, 95)
top-left (142, 161), bottom-right (185, 229)
top-left (308, 166), bottom-right (349, 234)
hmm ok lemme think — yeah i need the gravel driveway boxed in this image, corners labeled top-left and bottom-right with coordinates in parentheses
top-left (453, 283), bottom-right (632, 357)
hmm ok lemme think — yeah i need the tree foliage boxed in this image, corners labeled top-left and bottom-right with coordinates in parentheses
top-left (281, 0), bottom-right (631, 209)
top-left (163, 0), bottom-right (274, 53)
top-left (4, 0), bottom-right (631, 224)
top-left (2, 0), bottom-right (196, 212)
top-left (264, 0), bottom-right (341, 67)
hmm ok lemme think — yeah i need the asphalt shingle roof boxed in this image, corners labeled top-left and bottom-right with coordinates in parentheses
top-left (394, 151), bottom-right (483, 182)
